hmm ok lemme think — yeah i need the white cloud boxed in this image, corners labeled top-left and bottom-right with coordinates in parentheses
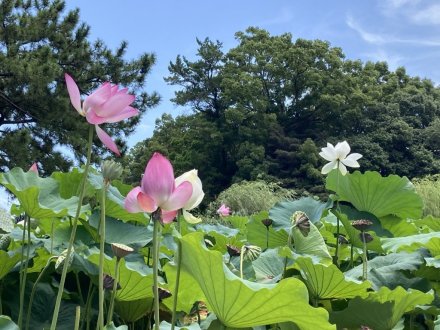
top-left (384, 0), bottom-right (420, 9)
top-left (411, 4), bottom-right (440, 25)
top-left (364, 49), bottom-right (404, 69)
top-left (346, 15), bottom-right (440, 46)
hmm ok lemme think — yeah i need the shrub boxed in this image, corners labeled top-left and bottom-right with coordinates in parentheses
top-left (210, 180), bottom-right (296, 216)
top-left (413, 174), bottom-right (440, 217)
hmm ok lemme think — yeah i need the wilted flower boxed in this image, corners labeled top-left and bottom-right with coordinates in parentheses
top-left (173, 169), bottom-right (204, 223)
top-left (291, 211), bottom-right (311, 237)
top-left (360, 232), bottom-right (374, 243)
top-left (241, 244), bottom-right (262, 261)
top-left (338, 235), bottom-right (349, 245)
top-left (65, 73), bottom-right (139, 156)
top-left (55, 248), bottom-right (75, 273)
top-left (124, 152), bottom-right (193, 223)
top-left (204, 235), bottom-right (216, 248)
top-left (157, 287), bottom-right (172, 301)
top-left (103, 274), bottom-right (121, 290)
top-left (261, 218), bottom-right (273, 228)
top-left (226, 244), bottom-right (241, 257)
top-left (217, 204), bottom-right (230, 217)
top-left (319, 141), bottom-right (362, 175)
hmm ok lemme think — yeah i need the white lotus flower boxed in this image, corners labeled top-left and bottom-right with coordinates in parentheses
top-left (175, 169), bottom-right (204, 223)
top-left (319, 141), bottom-right (362, 175)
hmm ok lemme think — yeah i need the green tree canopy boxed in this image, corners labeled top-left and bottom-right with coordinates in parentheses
top-left (126, 27), bottom-right (440, 200)
top-left (0, 0), bottom-right (159, 174)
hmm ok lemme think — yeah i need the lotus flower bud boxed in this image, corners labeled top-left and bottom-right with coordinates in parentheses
top-left (102, 160), bottom-right (123, 182)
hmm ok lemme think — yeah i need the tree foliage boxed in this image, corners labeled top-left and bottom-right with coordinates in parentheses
top-left (126, 27), bottom-right (440, 201)
top-left (0, 0), bottom-right (159, 174)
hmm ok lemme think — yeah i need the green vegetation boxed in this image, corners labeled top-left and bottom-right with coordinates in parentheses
top-left (413, 174), bottom-right (440, 217)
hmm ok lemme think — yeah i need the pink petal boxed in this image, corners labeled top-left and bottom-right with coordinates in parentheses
top-left (83, 82), bottom-right (111, 113)
top-left (104, 106), bottom-right (139, 123)
top-left (29, 163), bottom-right (38, 174)
top-left (124, 187), bottom-right (144, 213)
top-left (86, 110), bottom-right (107, 125)
top-left (65, 73), bottom-right (82, 115)
top-left (137, 192), bottom-right (158, 213)
top-left (161, 181), bottom-right (193, 211)
top-left (95, 125), bottom-right (120, 156)
top-left (94, 92), bottom-right (135, 118)
top-left (142, 153), bottom-right (175, 206)
top-left (161, 210), bottom-right (178, 224)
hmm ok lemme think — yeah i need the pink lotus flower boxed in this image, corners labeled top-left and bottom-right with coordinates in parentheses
top-left (65, 73), bottom-right (139, 156)
top-left (124, 152), bottom-right (193, 223)
top-left (29, 163), bottom-right (38, 174)
top-left (217, 204), bottom-right (230, 217)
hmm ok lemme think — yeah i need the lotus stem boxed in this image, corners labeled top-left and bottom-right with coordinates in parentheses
top-left (171, 240), bottom-right (182, 330)
top-left (74, 305), bottom-right (81, 330)
top-left (18, 215), bottom-right (31, 329)
top-left (266, 227), bottom-right (269, 250)
top-left (282, 228), bottom-right (294, 278)
top-left (240, 245), bottom-right (245, 279)
top-left (26, 256), bottom-right (57, 330)
top-left (50, 125), bottom-right (94, 330)
top-left (334, 165), bottom-right (341, 266)
top-left (107, 256), bottom-right (120, 325)
top-left (98, 180), bottom-right (109, 329)
top-left (362, 233), bottom-right (368, 281)
top-left (152, 214), bottom-right (162, 330)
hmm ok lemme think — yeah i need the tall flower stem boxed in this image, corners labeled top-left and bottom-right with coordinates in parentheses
top-left (50, 125), bottom-right (94, 330)
top-left (362, 233), bottom-right (368, 281)
top-left (107, 257), bottom-right (120, 325)
top-left (334, 165), bottom-right (341, 266)
top-left (18, 215), bottom-right (31, 329)
top-left (98, 180), bottom-right (109, 329)
top-left (171, 240), bottom-right (182, 330)
top-left (152, 215), bottom-right (162, 330)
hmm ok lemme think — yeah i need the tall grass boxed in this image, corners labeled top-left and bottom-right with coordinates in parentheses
top-left (413, 175), bottom-right (440, 217)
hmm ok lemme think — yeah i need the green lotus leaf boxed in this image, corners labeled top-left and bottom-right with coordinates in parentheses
top-left (269, 197), bottom-right (330, 231)
top-left (292, 220), bottom-right (332, 263)
top-left (425, 257), bottom-right (440, 268)
top-left (246, 218), bottom-right (289, 249)
top-left (330, 286), bottom-right (434, 330)
top-left (179, 232), bottom-right (334, 329)
top-left (88, 173), bottom-right (148, 224)
top-left (159, 321), bottom-right (201, 330)
top-left (295, 256), bottom-right (371, 300)
top-left (414, 215), bottom-right (440, 232)
top-left (381, 233), bottom-right (440, 253)
top-left (88, 252), bottom-right (154, 301)
top-left (345, 252), bottom-right (426, 290)
top-left (435, 315), bottom-right (440, 330)
top-left (334, 211), bottom-right (384, 253)
top-left (0, 316), bottom-right (19, 330)
top-left (0, 168), bottom-right (88, 218)
top-left (89, 213), bottom-right (152, 245)
top-left (326, 170), bottom-right (423, 219)
top-left (379, 215), bottom-right (419, 237)
top-left (252, 248), bottom-right (285, 283)
top-left (115, 298), bottom-right (152, 323)
top-left (0, 251), bottom-right (21, 280)
top-left (51, 167), bottom-right (96, 199)
top-left (103, 323), bottom-right (128, 330)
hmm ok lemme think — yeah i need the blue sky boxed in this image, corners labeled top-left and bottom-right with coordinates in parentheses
top-left (2, 0), bottom-right (440, 209)
top-left (64, 0), bottom-right (440, 147)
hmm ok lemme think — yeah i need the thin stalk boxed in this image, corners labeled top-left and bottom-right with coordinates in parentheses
top-left (51, 219), bottom-right (54, 254)
top-left (334, 165), bottom-right (341, 266)
top-left (50, 125), bottom-right (94, 330)
top-left (74, 306), bottom-right (81, 330)
top-left (152, 218), bottom-right (161, 330)
top-left (86, 286), bottom-right (96, 330)
top-left (98, 181), bottom-right (109, 329)
top-left (75, 272), bottom-right (85, 307)
top-left (282, 229), bottom-right (294, 278)
top-left (26, 256), bottom-right (57, 330)
top-left (18, 215), bottom-right (31, 329)
top-left (107, 257), bottom-right (120, 325)
top-left (171, 240), bottom-right (182, 330)
top-left (265, 228), bottom-right (269, 249)
top-left (0, 281), bottom-right (3, 314)
top-left (362, 233), bottom-right (368, 281)
top-left (18, 217), bottom-right (26, 327)
top-left (240, 245), bottom-right (245, 279)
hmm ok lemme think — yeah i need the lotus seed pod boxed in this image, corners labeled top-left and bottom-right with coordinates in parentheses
top-left (158, 287), bottom-right (172, 301)
top-left (101, 160), bottom-right (123, 182)
top-left (0, 235), bottom-right (11, 251)
top-left (55, 248), bottom-right (75, 273)
top-left (111, 243), bottom-right (134, 260)
top-left (352, 219), bottom-right (373, 231)
top-left (242, 244), bottom-right (262, 261)
top-left (226, 244), bottom-right (241, 257)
